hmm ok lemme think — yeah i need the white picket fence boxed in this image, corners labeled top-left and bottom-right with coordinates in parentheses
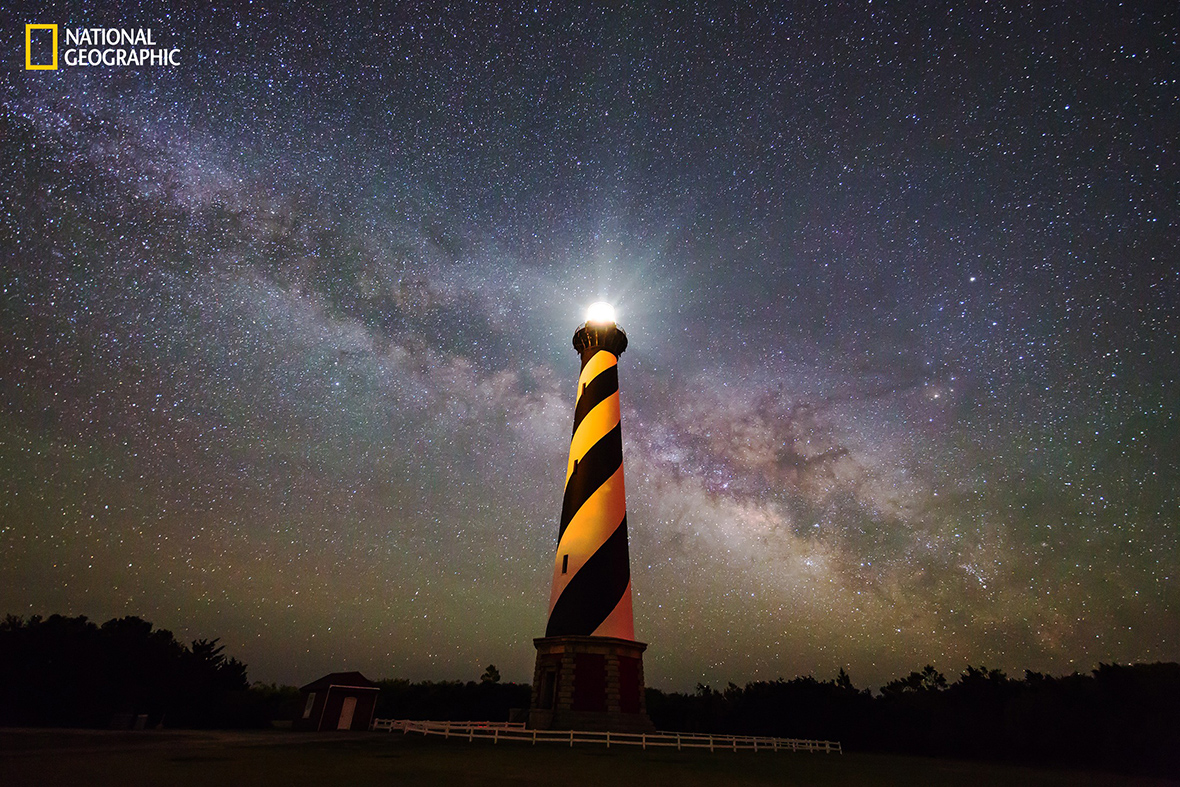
top-left (372, 719), bottom-right (525, 733)
top-left (371, 718), bottom-right (841, 754)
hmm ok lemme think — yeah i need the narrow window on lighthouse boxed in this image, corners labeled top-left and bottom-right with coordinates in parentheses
top-left (562, 554), bottom-right (569, 574)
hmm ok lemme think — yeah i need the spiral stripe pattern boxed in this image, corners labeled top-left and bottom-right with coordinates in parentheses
top-left (546, 342), bottom-right (635, 640)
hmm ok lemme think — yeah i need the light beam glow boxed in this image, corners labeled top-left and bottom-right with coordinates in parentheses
top-left (586, 301), bottom-right (617, 325)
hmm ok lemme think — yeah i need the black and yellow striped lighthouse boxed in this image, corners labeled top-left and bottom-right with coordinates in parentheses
top-left (530, 302), bottom-right (654, 732)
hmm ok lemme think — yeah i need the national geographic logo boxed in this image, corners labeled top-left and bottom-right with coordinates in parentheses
top-left (25, 24), bottom-right (57, 69)
top-left (25, 24), bottom-right (180, 69)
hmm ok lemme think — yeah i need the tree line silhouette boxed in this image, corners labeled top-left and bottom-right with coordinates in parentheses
top-left (3, 613), bottom-right (1177, 776)
top-left (372, 676), bottom-right (530, 721)
top-left (645, 663), bottom-right (1180, 777)
top-left (0, 614), bottom-right (256, 728)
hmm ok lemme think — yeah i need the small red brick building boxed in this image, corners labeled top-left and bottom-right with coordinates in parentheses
top-left (295, 672), bottom-right (379, 731)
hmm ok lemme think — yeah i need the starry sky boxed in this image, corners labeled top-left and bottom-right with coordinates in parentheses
top-left (2, 2), bottom-right (1177, 691)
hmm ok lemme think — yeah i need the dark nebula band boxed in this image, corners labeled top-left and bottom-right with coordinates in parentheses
top-left (545, 324), bottom-right (635, 640)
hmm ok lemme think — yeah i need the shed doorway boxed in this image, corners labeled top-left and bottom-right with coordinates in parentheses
top-left (337, 696), bottom-right (357, 730)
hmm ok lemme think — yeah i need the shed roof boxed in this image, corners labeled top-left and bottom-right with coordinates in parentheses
top-left (299, 671), bottom-right (379, 692)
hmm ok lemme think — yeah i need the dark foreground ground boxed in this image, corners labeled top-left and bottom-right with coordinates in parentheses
top-left (2, 728), bottom-right (1176, 787)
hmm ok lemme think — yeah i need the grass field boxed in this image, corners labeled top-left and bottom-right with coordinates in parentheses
top-left (2, 728), bottom-right (1176, 786)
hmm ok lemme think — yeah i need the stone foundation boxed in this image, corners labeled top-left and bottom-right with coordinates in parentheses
top-left (529, 635), bottom-right (655, 733)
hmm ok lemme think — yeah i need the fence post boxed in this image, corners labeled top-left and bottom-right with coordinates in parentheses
top-left (606, 731), bottom-right (610, 749)
top-left (570, 729), bottom-right (574, 748)
top-left (642, 733), bottom-right (646, 750)
top-left (495, 728), bottom-right (499, 745)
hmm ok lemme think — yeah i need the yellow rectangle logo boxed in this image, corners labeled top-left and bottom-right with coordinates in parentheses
top-left (26, 24), bottom-right (58, 70)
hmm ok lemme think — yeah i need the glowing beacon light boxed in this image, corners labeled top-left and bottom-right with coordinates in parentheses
top-left (585, 301), bottom-right (617, 325)
top-left (529, 306), bottom-right (654, 733)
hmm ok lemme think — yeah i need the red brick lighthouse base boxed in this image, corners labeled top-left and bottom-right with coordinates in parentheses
top-left (529, 636), bottom-right (655, 732)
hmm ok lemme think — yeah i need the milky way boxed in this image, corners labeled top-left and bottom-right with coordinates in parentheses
top-left (2, 3), bottom-right (1176, 690)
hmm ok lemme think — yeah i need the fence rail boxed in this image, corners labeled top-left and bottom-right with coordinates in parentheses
top-left (372, 719), bottom-right (525, 733)
top-left (371, 718), bottom-right (841, 754)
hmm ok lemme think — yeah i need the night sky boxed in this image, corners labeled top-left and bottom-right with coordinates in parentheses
top-left (3, 3), bottom-right (1177, 691)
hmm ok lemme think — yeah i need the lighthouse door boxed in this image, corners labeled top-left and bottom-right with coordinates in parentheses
top-left (538, 669), bottom-right (557, 709)
top-left (337, 696), bottom-right (357, 730)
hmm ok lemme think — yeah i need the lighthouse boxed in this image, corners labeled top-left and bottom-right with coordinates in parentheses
top-left (530, 302), bottom-right (654, 732)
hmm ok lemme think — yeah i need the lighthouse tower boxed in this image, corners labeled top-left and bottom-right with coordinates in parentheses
top-left (530, 302), bottom-right (654, 732)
